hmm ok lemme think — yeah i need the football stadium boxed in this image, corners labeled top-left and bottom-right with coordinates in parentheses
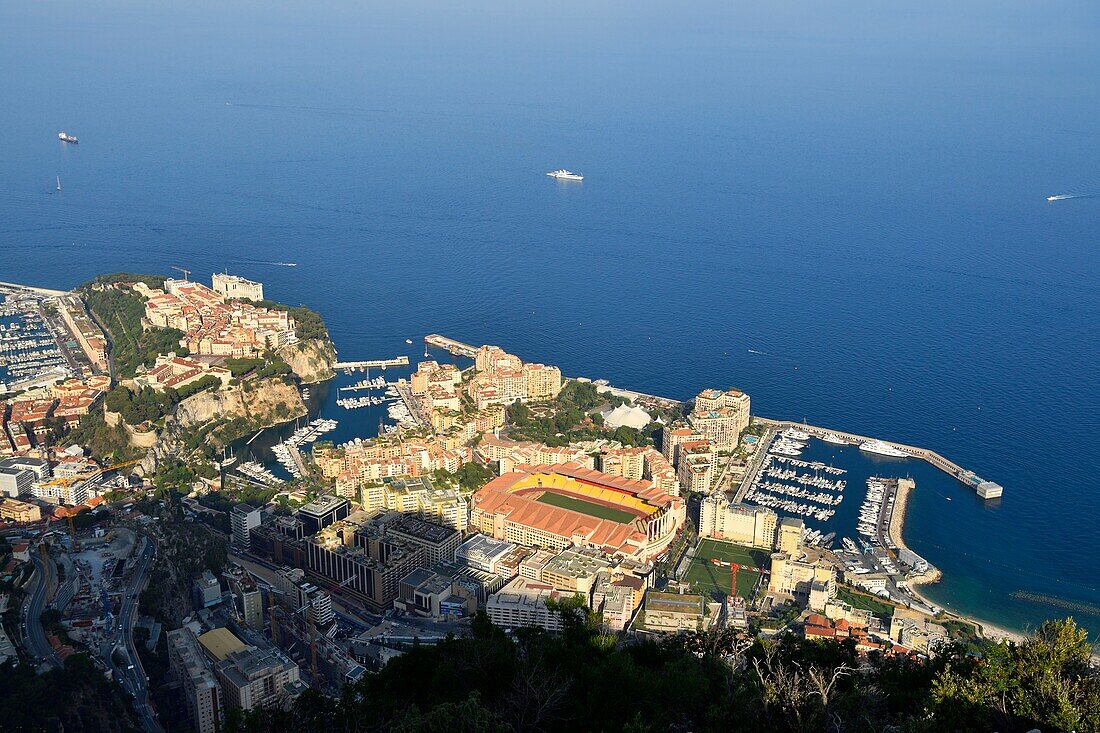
top-left (470, 462), bottom-right (685, 560)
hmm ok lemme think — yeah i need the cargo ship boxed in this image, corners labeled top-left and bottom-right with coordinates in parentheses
top-left (58, 131), bottom-right (78, 143)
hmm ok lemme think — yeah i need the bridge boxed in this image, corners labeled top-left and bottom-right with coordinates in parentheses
top-left (333, 356), bottom-right (409, 371)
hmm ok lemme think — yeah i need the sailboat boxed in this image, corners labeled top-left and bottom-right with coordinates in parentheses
top-left (56, 176), bottom-right (61, 192)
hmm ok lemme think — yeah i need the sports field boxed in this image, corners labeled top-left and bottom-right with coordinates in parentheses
top-left (535, 491), bottom-right (637, 524)
top-left (685, 539), bottom-right (770, 599)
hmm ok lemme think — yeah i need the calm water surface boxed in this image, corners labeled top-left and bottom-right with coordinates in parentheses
top-left (1, 0), bottom-right (1098, 634)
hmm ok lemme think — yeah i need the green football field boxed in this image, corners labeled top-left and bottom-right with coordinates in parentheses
top-left (685, 539), bottom-right (770, 599)
top-left (535, 491), bottom-right (638, 524)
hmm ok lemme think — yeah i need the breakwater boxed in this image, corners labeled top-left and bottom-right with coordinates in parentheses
top-left (1011, 592), bottom-right (1100, 618)
top-left (755, 418), bottom-right (1003, 500)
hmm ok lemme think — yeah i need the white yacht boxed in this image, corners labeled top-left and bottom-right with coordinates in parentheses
top-left (859, 439), bottom-right (908, 458)
top-left (820, 433), bottom-right (848, 445)
top-left (782, 428), bottom-right (811, 441)
top-left (547, 169), bottom-right (583, 181)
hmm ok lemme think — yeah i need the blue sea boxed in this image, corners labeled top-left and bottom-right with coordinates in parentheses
top-left (1, 0), bottom-right (1098, 636)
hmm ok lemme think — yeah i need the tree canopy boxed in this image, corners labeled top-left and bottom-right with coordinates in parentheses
top-left (226, 610), bottom-right (1100, 733)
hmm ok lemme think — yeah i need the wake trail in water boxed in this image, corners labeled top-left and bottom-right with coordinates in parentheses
top-left (234, 259), bottom-right (298, 267)
top-left (1046, 193), bottom-right (1100, 201)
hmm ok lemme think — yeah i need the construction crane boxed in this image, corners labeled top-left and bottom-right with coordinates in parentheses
top-left (170, 265), bottom-right (191, 281)
top-left (711, 559), bottom-right (763, 599)
top-left (37, 459), bottom-right (141, 490)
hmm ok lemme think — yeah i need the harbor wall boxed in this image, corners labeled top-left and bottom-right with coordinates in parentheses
top-left (755, 417), bottom-right (1001, 499)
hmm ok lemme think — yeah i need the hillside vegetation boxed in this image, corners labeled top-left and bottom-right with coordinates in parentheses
top-left (229, 606), bottom-right (1100, 733)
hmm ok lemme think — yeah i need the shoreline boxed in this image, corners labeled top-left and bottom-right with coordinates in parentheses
top-left (894, 480), bottom-right (1028, 644)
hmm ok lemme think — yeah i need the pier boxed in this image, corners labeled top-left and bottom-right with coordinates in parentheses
top-left (0, 281), bottom-right (70, 297)
top-left (754, 418), bottom-right (1003, 500)
top-left (333, 356), bottom-right (409, 371)
top-left (424, 334), bottom-right (478, 358)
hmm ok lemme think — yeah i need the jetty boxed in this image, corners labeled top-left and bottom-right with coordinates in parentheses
top-left (333, 356), bottom-right (409, 371)
top-left (424, 334), bottom-right (477, 358)
top-left (0, 281), bottom-right (70, 297)
top-left (754, 418), bottom-right (1003, 500)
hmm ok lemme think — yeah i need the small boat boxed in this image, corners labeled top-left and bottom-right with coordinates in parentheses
top-left (547, 169), bottom-right (583, 181)
top-left (58, 132), bottom-right (78, 144)
top-left (56, 176), bottom-right (61, 192)
top-left (405, 339), bottom-right (413, 345)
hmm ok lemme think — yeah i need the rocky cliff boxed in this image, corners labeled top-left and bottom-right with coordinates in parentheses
top-left (174, 378), bottom-right (306, 429)
top-left (278, 338), bottom-right (337, 384)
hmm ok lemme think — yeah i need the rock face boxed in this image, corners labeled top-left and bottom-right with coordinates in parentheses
top-left (278, 338), bottom-right (337, 384)
top-left (174, 378), bottom-right (306, 429)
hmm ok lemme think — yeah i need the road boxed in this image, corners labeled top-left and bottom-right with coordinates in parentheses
top-left (21, 548), bottom-right (61, 670)
top-left (104, 538), bottom-right (164, 733)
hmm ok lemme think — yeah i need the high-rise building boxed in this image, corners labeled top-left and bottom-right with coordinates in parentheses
top-left (776, 517), bottom-right (804, 556)
top-left (0, 464), bottom-right (33, 499)
top-left (768, 551), bottom-right (834, 606)
top-left (698, 497), bottom-right (778, 548)
top-left (228, 576), bottom-right (264, 631)
top-left (167, 627), bottom-right (224, 733)
top-left (231, 505), bottom-right (262, 551)
top-left (305, 510), bottom-right (427, 612)
top-left (296, 495), bottom-right (350, 536)
top-left (386, 514), bottom-right (461, 566)
top-left (676, 443), bottom-right (715, 495)
top-left (214, 643), bottom-right (306, 712)
top-left (688, 388), bottom-right (751, 450)
top-left (523, 363), bottom-right (563, 400)
top-left (194, 570), bottom-right (223, 609)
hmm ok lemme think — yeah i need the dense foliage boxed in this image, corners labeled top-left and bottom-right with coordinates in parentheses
top-left (505, 382), bottom-right (658, 448)
top-left (84, 286), bottom-right (187, 378)
top-left (228, 612), bottom-right (1099, 733)
top-left (432, 462), bottom-right (496, 492)
top-left (87, 272), bottom-right (167, 289)
top-left (104, 377), bottom-right (222, 425)
top-left (0, 655), bottom-right (141, 732)
top-left (246, 299), bottom-right (329, 341)
top-left (140, 502), bottom-right (228, 625)
top-left (64, 405), bottom-right (140, 462)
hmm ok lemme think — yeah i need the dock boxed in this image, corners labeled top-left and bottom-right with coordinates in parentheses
top-left (754, 418), bottom-right (1003, 500)
top-left (333, 356), bottom-right (409, 371)
top-left (0, 281), bottom-right (70, 297)
top-left (424, 334), bottom-right (478, 358)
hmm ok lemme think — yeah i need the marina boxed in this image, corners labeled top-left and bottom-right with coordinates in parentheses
top-left (270, 418), bottom-right (338, 478)
top-left (754, 419), bottom-right (1003, 500)
top-left (743, 444), bottom-right (847, 525)
top-left (0, 289), bottom-right (76, 390)
top-left (338, 376), bottom-right (388, 392)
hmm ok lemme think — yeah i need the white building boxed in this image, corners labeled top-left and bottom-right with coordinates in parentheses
top-left (486, 577), bottom-right (563, 632)
top-left (212, 272), bottom-right (264, 301)
top-left (231, 504), bottom-right (262, 551)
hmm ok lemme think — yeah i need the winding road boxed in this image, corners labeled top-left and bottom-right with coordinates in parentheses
top-left (21, 549), bottom-right (62, 670)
